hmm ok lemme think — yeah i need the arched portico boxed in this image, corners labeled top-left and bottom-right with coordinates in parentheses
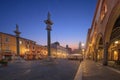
top-left (104, 2), bottom-right (120, 65)
top-left (95, 33), bottom-right (104, 62)
top-left (108, 15), bottom-right (120, 63)
top-left (104, 3), bottom-right (120, 43)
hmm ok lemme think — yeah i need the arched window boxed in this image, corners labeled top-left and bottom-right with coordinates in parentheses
top-left (100, 1), bottom-right (108, 21)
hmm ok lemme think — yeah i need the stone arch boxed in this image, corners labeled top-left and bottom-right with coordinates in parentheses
top-left (104, 2), bottom-right (120, 43)
top-left (108, 15), bottom-right (120, 61)
top-left (95, 33), bottom-right (104, 49)
top-left (104, 2), bottom-right (120, 65)
top-left (110, 15), bottom-right (120, 43)
top-left (94, 33), bottom-right (104, 61)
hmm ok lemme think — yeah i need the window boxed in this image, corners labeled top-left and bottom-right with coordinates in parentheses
top-left (6, 46), bottom-right (10, 51)
top-left (27, 41), bottom-right (29, 44)
top-left (100, 1), bottom-right (107, 21)
top-left (5, 37), bottom-right (9, 42)
top-left (19, 40), bottom-right (22, 44)
top-left (33, 46), bottom-right (34, 49)
top-left (27, 45), bottom-right (30, 49)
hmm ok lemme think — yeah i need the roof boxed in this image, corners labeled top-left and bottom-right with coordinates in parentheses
top-left (0, 32), bottom-right (36, 42)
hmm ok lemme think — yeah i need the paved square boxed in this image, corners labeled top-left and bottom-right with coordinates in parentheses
top-left (0, 59), bottom-right (80, 80)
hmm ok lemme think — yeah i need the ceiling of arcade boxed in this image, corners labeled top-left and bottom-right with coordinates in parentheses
top-left (110, 15), bottom-right (120, 41)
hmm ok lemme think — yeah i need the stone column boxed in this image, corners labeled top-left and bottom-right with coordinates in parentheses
top-left (44, 12), bottom-right (53, 57)
top-left (118, 49), bottom-right (120, 61)
top-left (14, 24), bottom-right (21, 56)
top-left (103, 42), bottom-right (108, 66)
top-left (95, 49), bottom-right (98, 62)
top-left (93, 52), bottom-right (94, 60)
top-left (47, 29), bottom-right (51, 56)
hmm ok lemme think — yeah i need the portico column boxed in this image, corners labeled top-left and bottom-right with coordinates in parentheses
top-left (103, 42), bottom-right (108, 66)
top-left (95, 49), bottom-right (98, 62)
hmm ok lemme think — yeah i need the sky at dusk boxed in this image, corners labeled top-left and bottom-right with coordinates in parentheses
top-left (0, 0), bottom-right (97, 49)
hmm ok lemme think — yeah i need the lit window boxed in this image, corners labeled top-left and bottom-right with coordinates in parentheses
top-left (19, 41), bottom-right (22, 44)
top-left (104, 4), bottom-right (107, 13)
top-left (114, 51), bottom-right (118, 60)
top-left (27, 45), bottom-right (30, 48)
top-left (100, 3), bottom-right (107, 21)
top-left (114, 41), bottom-right (119, 44)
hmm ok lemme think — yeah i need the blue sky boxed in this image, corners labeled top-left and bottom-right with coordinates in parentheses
top-left (0, 0), bottom-right (97, 49)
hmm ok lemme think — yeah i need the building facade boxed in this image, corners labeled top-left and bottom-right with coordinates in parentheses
top-left (0, 32), bottom-right (47, 60)
top-left (86, 0), bottom-right (120, 65)
top-left (51, 42), bottom-right (69, 58)
top-left (0, 32), bottom-right (70, 60)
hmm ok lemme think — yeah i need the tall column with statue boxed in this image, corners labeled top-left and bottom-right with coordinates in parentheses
top-left (14, 24), bottom-right (21, 56)
top-left (13, 24), bottom-right (24, 62)
top-left (44, 12), bottom-right (53, 58)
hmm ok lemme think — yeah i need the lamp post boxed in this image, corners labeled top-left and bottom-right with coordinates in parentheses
top-left (44, 12), bottom-right (53, 57)
top-left (81, 43), bottom-right (85, 59)
top-left (14, 24), bottom-right (21, 56)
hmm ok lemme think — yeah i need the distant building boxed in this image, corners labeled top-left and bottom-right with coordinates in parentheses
top-left (51, 42), bottom-right (69, 58)
top-left (72, 42), bottom-right (84, 54)
top-left (66, 45), bottom-right (72, 54)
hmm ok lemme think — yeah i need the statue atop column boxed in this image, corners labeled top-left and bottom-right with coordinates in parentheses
top-left (44, 12), bottom-right (53, 30)
top-left (44, 12), bottom-right (53, 57)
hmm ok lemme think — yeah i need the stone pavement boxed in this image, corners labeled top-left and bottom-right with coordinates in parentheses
top-left (0, 59), bottom-right (80, 80)
top-left (74, 60), bottom-right (120, 80)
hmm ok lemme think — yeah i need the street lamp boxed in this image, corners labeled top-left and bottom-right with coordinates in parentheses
top-left (81, 43), bottom-right (85, 59)
top-left (81, 43), bottom-right (85, 47)
top-left (115, 41), bottom-right (119, 44)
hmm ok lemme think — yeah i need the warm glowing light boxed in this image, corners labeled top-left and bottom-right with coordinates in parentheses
top-left (82, 49), bottom-right (84, 52)
top-left (98, 50), bottom-right (100, 52)
top-left (114, 51), bottom-right (118, 60)
top-left (115, 41), bottom-right (119, 44)
top-left (19, 41), bottom-right (22, 44)
top-left (114, 51), bottom-right (117, 55)
top-left (82, 43), bottom-right (85, 46)
top-left (98, 54), bottom-right (100, 59)
top-left (89, 43), bottom-right (92, 47)
top-left (25, 49), bottom-right (29, 52)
